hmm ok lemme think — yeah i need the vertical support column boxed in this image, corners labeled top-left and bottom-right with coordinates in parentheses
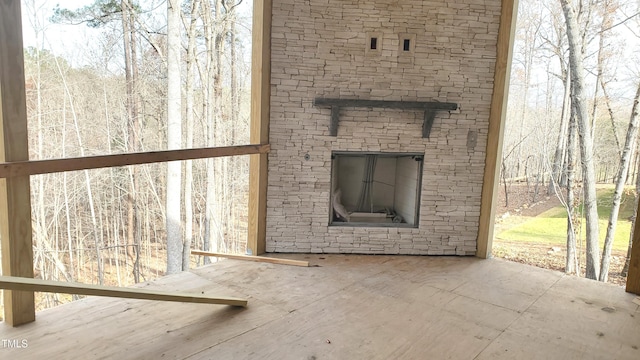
top-left (0, 0), bottom-right (36, 325)
top-left (477, 0), bottom-right (519, 258)
top-left (247, 0), bottom-right (272, 255)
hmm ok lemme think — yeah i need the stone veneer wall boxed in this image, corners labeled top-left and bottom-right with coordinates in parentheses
top-left (266, 0), bottom-right (501, 255)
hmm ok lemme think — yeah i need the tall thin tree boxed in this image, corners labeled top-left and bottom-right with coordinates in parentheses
top-left (600, 82), bottom-right (640, 281)
top-left (560, 0), bottom-right (601, 279)
top-left (183, 0), bottom-right (202, 270)
top-left (166, 0), bottom-right (183, 274)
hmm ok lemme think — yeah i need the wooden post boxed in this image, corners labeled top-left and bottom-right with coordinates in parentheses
top-left (626, 202), bottom-right (640, 294)
top-left (247, 0), bottom-right (272, 255)
top-left (0, 0), bottom-right (36, 326)
top-left (477, 0), bottom-right (519, 258)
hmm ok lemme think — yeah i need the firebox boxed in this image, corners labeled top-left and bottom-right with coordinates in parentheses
top-left (330, 152), bottom-right (423, 227)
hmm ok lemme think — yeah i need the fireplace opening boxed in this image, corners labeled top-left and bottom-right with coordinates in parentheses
top-left (330, 152), bottom-right (423, 227)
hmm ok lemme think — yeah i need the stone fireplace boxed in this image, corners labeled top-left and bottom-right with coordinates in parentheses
top-left (265, 0), bottom-right (501, 255)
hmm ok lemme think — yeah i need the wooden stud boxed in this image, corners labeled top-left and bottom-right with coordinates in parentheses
top-left (477, 0), bottom-right (519, 258)
top-left (192, 250), bottom-right (310, 267)
top-left (0, 276), bottom-right (247, 307)
top-left (626, 200), bottom-right (640, 294)
top-left (248, 0), bottom-right (272, 255)
top-left (0, 0), bottom-right (36, 326)
top-left (0, 144), bottom-right (270, 178)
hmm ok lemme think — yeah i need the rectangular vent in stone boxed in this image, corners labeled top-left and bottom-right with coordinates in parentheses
top-left (398, 33), bottom-right (416, 56)
top-left (365, 32), bottom-right (382, 55)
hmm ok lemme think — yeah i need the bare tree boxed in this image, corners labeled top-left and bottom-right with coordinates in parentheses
top-left (560, 0), bottom-right (601, 279)
top-left (566, 107), bottom-right (579, 274)
top-left (183, 0), bottom-right (202, 270)
top-left (600, 82), bottom-right (640, 281)
top-left (166, 0), bottom-right (183, 274)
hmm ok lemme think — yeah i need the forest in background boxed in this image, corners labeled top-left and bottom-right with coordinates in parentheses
top-left (1, 0), bottom-right (252, 311)
top-left (502, 0), bottom-right (640, 282)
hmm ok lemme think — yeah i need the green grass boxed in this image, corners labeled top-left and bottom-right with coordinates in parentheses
top-left (496, 188), bottom-right (635, 252)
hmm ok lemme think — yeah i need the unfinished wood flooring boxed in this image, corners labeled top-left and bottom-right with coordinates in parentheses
top-left (1, 255), bottom-right (638, 359)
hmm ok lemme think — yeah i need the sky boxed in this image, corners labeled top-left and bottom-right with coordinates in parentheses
top-left (21, 0), bottom-right (106, 66)
top-left (20, 0), bottom-right (254, 70)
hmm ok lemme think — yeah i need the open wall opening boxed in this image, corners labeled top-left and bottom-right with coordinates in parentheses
top-left (330, 152), bottom-right (423, 227)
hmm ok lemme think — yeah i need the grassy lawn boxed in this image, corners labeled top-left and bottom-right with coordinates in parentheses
top-left (496, 188), bottom-right (635, 252)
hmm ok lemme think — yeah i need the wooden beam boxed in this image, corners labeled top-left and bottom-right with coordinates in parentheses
top-left (0, 0), bottom-right (36, 326)
top-left (626, 201), bottom-right (640, 294)
top-left (248, 0), bottom-right (272, 255)
top-left (0, 144), bottom-right (270, 178)
top-left (477, 0), bottom-right (519, 258)
top-left (330, 106), bottom-right (340, 136)
top-left (313, 98), bottom-right (458, 110)
top-left (314, 98), bottom-right (458, 138)
top-left (423, 110), bottom-right (436, 138)
top-left (192, 250), bottom-right (310, 267)
top-left (0, 276), bottom-right (247, 307)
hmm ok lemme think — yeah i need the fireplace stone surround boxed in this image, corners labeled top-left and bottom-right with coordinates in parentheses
top-left (265, 0), bottom-right (501, 255)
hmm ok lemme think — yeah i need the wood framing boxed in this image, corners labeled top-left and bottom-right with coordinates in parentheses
top-left (192, 250), bottom-right (310, 267)
top-left (0, 144), bottom-right (270, 178)
top-left (477, 0), bottom-right (519, 258)
top-left (0, 276), bottom-right (247, 307)
top-left (0, 0), bottom-right (36, 326)
top-left (247, 0), bottom-right (272, 255)
top-left (626, 201), bottom-right (640, 294)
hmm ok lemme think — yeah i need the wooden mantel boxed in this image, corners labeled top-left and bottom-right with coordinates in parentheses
top-left (313, 98), bottom-right (458, 138)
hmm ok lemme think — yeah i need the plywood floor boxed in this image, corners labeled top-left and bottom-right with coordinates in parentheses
top-left (1, 255), bottom-right (639, 359)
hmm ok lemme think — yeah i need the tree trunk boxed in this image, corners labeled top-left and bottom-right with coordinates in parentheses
top-left (202, 0), bottom-right (222, 264)
top-left (601, 78), bottom-right (622, 160)
top-left (182, 0), bottom-right (201, 270)
top-left (121, 0), bottom-right (139, 281)
top-left (213, 0), bottom-right (227, 253)
top-left (166, 0), bottom-right (183, 275)
top-left (229, 12), bottom-right (239, 251)
top-left (599, 81), bottom-right (640, 282)
top-left (565, 108), bottom-right (578, 274)
top-left (128, 0), bottom-right (142, 283)
top-left (560, 0), bottom-right (600, 280)
top-left (550, 70), bottom-right (571, 194)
